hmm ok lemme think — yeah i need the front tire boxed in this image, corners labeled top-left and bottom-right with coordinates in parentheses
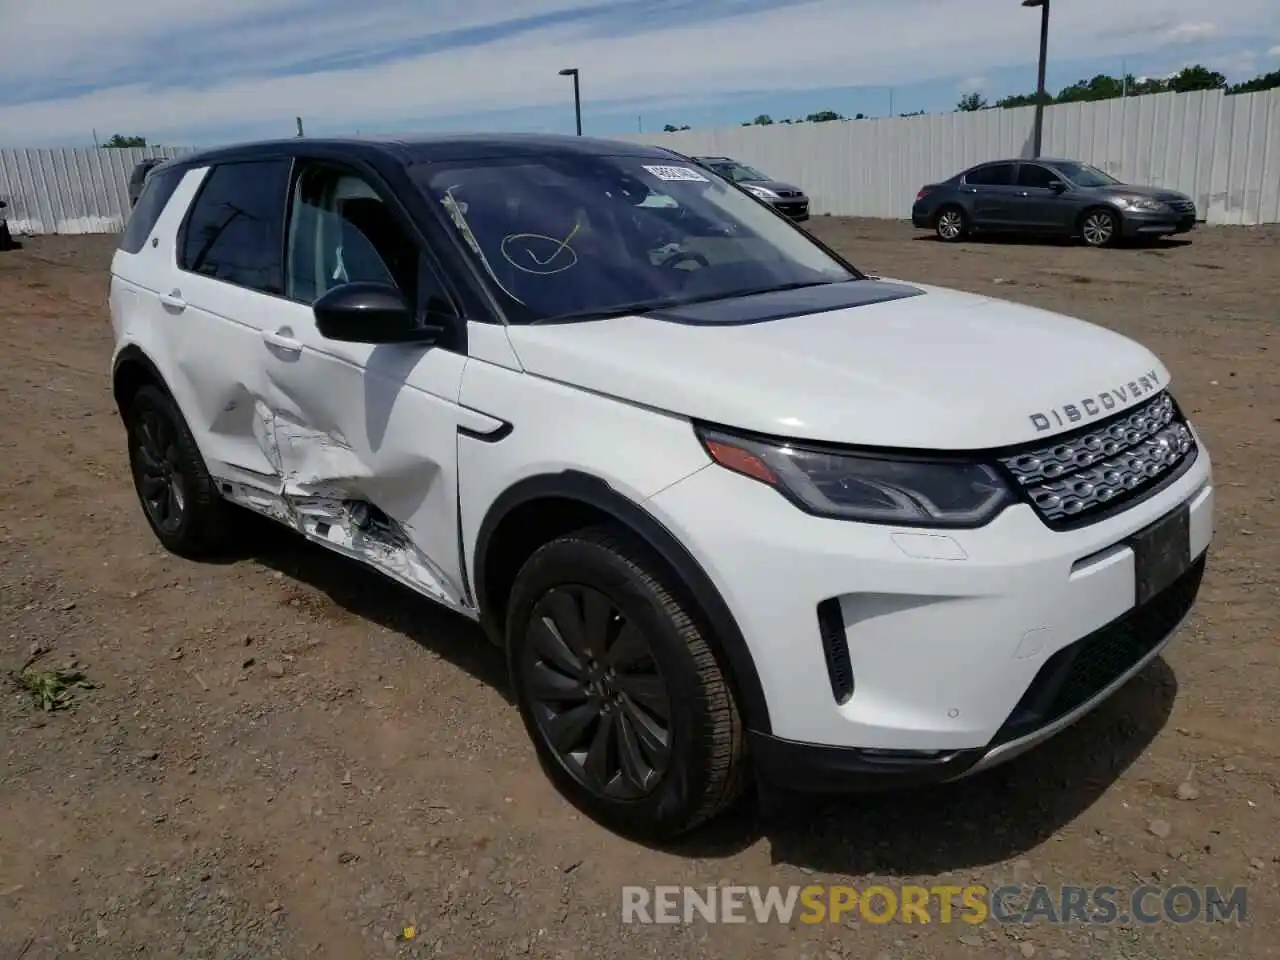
top-left (506, 526), bottom-right (747, 841)
top-left (1080, 207), bottom-right (1119, 247)
top-left (126, 385), bottom-right (234, 559)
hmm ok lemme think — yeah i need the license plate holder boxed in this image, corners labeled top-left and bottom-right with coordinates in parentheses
top-left (1130, 503), bottom-right (1191, 606)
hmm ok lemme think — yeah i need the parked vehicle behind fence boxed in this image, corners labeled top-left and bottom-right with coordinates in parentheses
top-left (692, 155), bottom-right (810, 221)
top-left (128, 159), bottom-right (166, 208)
top-left (912, 158), bottom-right (1198, 247)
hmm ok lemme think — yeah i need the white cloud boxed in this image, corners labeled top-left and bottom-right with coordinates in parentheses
top-left (1159, 21), bottom-right (1219, 45)
top-left (1269, 43), bottom-right (1280, 56)
top-left (0, 0), bottom-right (1276, 144)
top-left (958, 76), bottom-right (989, 92)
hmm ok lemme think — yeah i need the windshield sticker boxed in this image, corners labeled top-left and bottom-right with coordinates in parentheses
top-left (642, 164), bottom-right (709, 183)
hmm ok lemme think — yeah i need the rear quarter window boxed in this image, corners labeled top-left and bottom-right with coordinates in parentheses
top-left (119, 167), bottom-right (184, 255)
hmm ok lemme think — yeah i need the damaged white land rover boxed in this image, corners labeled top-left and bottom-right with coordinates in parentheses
top-left (110, 134), bottom-right (1213, 840)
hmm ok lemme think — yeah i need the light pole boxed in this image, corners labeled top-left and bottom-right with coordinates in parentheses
top-left (1022, 0), bottom-right (1050, 158)
top-left (558, 68), bottom-right (582, 136)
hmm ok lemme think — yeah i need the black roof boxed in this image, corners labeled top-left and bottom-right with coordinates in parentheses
top-left (160, 132), bottom-right (680, 173)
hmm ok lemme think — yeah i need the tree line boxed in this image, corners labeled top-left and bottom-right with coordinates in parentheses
top-left (661, 63), bottom-right (1280, 131)
top-left (958, 63), bottom-right (1277, 111)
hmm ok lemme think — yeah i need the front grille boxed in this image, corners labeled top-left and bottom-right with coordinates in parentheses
top-left (999, 391), bottom-right (1196, 528)
top-left (776, 190), bottom-right (802, 198)
top-left (991, 553), bottom-right (1204, 747)
top-left (1168, 199), bottom-right (1195, 214)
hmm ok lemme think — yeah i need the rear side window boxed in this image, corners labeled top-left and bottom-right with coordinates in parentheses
top-left (965, 163), bottom-right (1015, 186)
top-left (179, 159), bottom-right (292, 295)
top-left (119, 166), bottom-right (183, 254)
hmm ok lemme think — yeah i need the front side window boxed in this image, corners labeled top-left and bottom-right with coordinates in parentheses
top-left (1052, 161), bottom-right (1121, 188)
top-left (414, 154), bottom-right (857, 325)
top-left (284, 162), bottom-right (421, 307)
top-left (1017, 164), bottom-right (1059, 189)
top-left (179, 159), bottom-right (291, 294)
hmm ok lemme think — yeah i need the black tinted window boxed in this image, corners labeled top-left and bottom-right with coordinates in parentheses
top-left (965, 164), bottom-right (1015, 186)
top-left (1017, 164), bottom-right (1059, 188)
top-left (179, 159), bottom-right (291, 294)
top-left (119, 166), bottom-right (184, 255)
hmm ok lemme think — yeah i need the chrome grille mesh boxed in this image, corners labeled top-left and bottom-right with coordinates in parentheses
top-left (1000, 392), bottom-right (1196, 525)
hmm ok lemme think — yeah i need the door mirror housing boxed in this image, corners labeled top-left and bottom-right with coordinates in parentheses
top-left (312, 282), bottom-right (446, 345)
top-left (1047, 180), bottom-right (1067, 193)
top-left (0, 200), bottom-right (7, 209)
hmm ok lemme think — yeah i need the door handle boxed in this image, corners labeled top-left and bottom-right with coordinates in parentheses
top-left (1017, 191), bottom-right (1030, 196)
top-left (159, 290), bottom-right (186, 311)
top-left (262, 330), bottom-right (303, 354)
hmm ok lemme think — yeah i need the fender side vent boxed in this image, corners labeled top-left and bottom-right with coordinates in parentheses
top-left (816, 598), bottom-right (854, 705)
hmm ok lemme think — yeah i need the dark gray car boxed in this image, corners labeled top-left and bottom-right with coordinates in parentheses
top-left (128, 158), bottom-right (166, 208)
top-left (911, 158), bottom-right (1197, 247)
top-left (692, 156), bottom-right (810, 221)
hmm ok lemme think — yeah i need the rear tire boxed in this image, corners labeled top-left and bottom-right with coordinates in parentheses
top-left (934, 205), bottom-right (969, 242)
top-left (125, 385), bottom-right (236, 559)
top-left (506, 526), bottom-right (747, 841)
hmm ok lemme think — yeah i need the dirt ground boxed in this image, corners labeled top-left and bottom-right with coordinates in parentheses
top-left (1, 219), bottom-right (1276, 960)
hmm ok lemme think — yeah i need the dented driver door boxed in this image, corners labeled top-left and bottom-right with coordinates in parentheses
top-left (252, 160), bottom-right (474, 612)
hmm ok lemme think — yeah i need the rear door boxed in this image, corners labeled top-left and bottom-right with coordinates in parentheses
top-left (166, 158), bottom-right (296, 490)
top-left (962, 162), bottom-right (1020, 229)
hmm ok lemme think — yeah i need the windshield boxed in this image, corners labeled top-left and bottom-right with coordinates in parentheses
top-left (1054, 161), bottom-right (1121, 188)
top-left (416, 154), bottom-right (856, 324)
top-left (703, 160), bottom-right (769, 182)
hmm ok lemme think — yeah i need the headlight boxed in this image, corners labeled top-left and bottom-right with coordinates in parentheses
top-left (1115, 196), bottom-right (1167, 212)
top-left (696, 426), bottom-right (1015, 527)
top-left (744, 184), bottom-right (779, 200)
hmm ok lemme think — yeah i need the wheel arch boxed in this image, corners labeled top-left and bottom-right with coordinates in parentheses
top-left (112, 343), bottom-right (171, 418)
top-left (474, 469), bottom-right (772, 734)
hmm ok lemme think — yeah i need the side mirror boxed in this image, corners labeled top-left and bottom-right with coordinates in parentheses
top-left (0, 200), bottom-right (7, 209)
top-left (1048, 180), bottom-right (1067, 193)
top-left (312, 282), bottom-right (444, 345)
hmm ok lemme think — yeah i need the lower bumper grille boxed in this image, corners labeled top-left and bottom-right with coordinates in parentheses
top-left (991, 553), bottom-right (1205, 747)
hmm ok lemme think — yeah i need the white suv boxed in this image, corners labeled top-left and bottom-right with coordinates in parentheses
top-left (109, 134), bottom-right (1213, 840)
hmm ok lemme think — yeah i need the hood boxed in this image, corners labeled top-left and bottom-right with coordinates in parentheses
top-left (1090, 183), bottom-right (1192, 204)
top-left (745, 179), bottom-right (806, 196)
top-left (505, 281), bottom-right (1169, 451)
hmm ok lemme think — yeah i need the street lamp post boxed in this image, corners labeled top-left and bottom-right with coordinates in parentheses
top-left (558, 68), bottom-right (582, 136)
top-left (1022, 0), bottom-right (1050, 158)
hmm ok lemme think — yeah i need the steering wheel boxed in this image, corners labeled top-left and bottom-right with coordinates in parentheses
top-left (662, 250), bottom-right (710, 270)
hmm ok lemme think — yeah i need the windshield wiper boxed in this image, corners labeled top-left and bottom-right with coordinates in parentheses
top-left (529, 301), bottom-right (675, 325)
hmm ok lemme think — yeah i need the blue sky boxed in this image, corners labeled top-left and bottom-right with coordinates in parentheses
top-left (0, 0), bottom-right (1277, 146)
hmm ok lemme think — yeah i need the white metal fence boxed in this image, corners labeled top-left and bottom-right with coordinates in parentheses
top-left (0, 146), bottom-right (194, 236)
top-left (2, 87), bottom-right (1278, 235)
top-left (617, 88), bottom-right (1280, 226)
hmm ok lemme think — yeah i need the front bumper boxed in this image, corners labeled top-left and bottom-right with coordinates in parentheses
top-left (771, 198), bottom-right (810, 221)
top-left (645, 424), bottom-right (1213, 789)
top-left (1121, 209), bottom-right (1198, 237)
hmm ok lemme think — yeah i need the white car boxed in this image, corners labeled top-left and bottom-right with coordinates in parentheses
top-left (109, 134), bottom-right (1213, 840)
